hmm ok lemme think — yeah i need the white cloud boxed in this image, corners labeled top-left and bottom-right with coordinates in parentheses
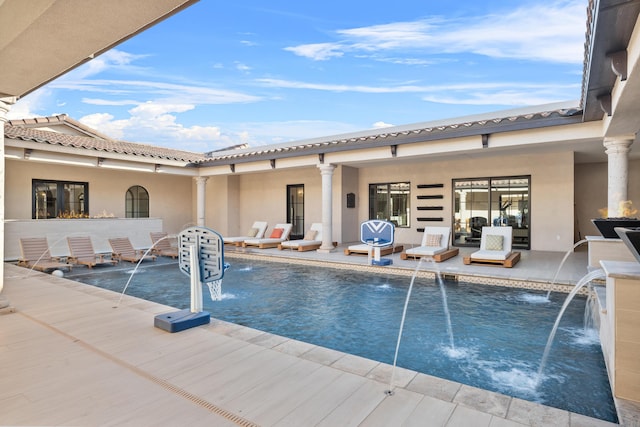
top-left (235, 62), bottom-right (252, 73)
top-left (257, 78), bottom-right (579, 96)
top-left (64, 50), bottom-right (150, 79)
top-left (422, 90), bottom-right (573, 106)
top-left (284, 43), bottom-right (345, 61)
top-left (79, 113), bottom-right (127, 139)
top-left (373, 121), bottom-right (394, 129)
top-left (286, 0), bottom-right (585, 63)
top-left (50, 79), bottom-right (262, 105)
top-left (129, 102), bottom-right (194, 118)
top-left (79, 103), bottom-right (227, 151)
top-left (82, 98), bottom-right (139, 106)
top-left (6, 88), bottom-right (51, 119)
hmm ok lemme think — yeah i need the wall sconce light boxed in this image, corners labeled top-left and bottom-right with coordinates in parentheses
top-left (346, 192), bottom-right (356, 208)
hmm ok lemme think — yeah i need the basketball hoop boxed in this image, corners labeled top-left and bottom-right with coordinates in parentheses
top-left (178, 227), bottom-right (227, 308)
top-left (360, 220), bottom-right (395, 266)
top-left (205, 262), bottom-right (230, 301)
top-left (206, 280), bottom-right (223, 301)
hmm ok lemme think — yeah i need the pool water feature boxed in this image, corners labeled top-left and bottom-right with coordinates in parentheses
top-left (66, 258), bottom-right (617, 423)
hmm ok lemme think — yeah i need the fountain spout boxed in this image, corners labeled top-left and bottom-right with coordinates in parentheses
top-left (537, 268), bottom-right (605, 385)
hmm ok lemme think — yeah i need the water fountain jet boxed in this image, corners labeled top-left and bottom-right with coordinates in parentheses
top-left (545, 239), bottom-right (588, 299)
top-left (536, 268), bottom-right (605, 385)
top-left (387, 256), bottom-right (456, 394)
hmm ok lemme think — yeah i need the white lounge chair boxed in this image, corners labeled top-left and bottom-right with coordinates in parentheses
top-left (243, 223), bottom-right (293, 249)
top-left (278, 223), bottom-right (323, 252)
top-left (401, 226), bottom-right (458, 262)
top-left (223, 221), bottom-right (268, 246)
top-left (463, 226), bottom-right (520, 267)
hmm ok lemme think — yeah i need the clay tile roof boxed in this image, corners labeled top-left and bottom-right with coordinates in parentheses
top-left (200, 103), bottom-right (582, 164)
top-left (4, 123), bottom-right (206, 163)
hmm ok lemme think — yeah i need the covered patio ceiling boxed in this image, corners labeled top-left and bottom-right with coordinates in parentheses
top-left (0, 0), bottom-right (198, 100)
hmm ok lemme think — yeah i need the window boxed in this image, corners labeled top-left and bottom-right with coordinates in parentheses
top-left (453, 176), bottom-right (530, 249)
top-left (32, 179), bottom-right (88, 219)
top-left (369, 182), bottom-right (410, 227)
top-left (126, 185), bottom-right (149, 218)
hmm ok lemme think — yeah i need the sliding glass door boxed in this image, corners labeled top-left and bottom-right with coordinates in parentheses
top-left (453, 176), bottom-right (530, 249)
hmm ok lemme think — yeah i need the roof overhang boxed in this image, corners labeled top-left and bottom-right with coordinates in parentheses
top-left (0, 0), bottom-right (199, 99)
top-left (198, 105), bottom-right (584, 167)
top-left (582, 0), bottom-right (640, 122)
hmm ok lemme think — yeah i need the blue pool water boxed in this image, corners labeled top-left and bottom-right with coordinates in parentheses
top-left (66, 258), bottom-right (617, 422)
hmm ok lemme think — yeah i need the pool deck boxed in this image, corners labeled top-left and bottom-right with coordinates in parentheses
top-left (2, 246), bottom-right (639, 426)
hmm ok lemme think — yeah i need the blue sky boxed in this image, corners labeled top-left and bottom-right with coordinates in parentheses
top-left (9, 0), bottom-right (587, 152)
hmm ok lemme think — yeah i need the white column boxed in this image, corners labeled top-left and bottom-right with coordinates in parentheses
top-left (194, 177), bottom-right (208, 226)
top-left (0, 98), bottom-right (13, 304)
top-left (318, 164), bottom-right (336, 253)
top-left (603, 137), bottom-right (634, 217)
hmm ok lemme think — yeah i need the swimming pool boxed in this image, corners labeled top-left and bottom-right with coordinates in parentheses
top-left (65, 257), bottom-right (617, 422)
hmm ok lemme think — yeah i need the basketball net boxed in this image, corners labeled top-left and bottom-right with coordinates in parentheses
top-left (206, 279), bottom-right (223, 301)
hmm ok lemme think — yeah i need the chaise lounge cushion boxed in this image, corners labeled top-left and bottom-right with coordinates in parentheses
top-left (270, 228), bottom-right (284, 239)
top-left (469, 226), bottom-right (513, 261)
top-left (243, 223), bottom-right (293, 248)
top-left (404, 226), bottom-right (451, 257)
top-left (224, 221), bottom-right (268, 244)
top-left (279, 223), bottom-right (323, 251)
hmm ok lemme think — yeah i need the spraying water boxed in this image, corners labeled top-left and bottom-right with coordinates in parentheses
top-left (545, 239), bottom-right (588, 299)
top-left (387, 257), bottom-right (456, 394)
top-left (536, 268), bottom-right (605, 384)
top-left (387, 257), bottom-right (424, 395)
top-left (20, 233), bottom-right (86, 278)
top-left (114, 236), bottom-right (173, 308)
top-left (435, 269), bottom-right (455, 351)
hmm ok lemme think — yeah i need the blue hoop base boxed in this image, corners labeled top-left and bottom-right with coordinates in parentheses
top-left (154, 309), bottom-right (210, 333)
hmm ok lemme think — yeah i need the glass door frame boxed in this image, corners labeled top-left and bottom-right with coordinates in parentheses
top-left (452, 175), bottom-right (530, 249)
top-left (287, 184), bottom-right (305, 240)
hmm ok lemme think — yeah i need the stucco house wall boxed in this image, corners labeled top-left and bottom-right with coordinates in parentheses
top-left (5, 158), bottom-right (194, 234)
top-left (339, 165), bottom-right (360, 244)
top-left (355, 151), bottom-right (574, 251)
top-left (205, 167), bottom-right (324, 238)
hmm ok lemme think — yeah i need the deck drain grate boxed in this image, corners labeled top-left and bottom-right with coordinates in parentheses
top-left (21, 311), bottom-right (259, 427)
